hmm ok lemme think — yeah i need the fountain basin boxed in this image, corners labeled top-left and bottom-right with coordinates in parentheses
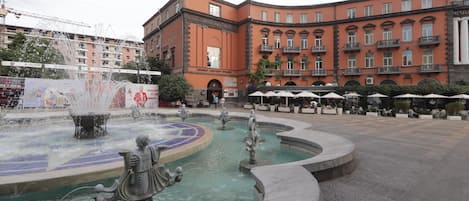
top-left (71, 113), bottom-right (111, 139)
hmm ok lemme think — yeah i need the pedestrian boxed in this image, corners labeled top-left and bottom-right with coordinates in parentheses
top-left (212, 94), bottom-right (219, 109)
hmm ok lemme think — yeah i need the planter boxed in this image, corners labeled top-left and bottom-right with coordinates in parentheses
top-left (322, 107), bottom-right (337, 115)
top-left (419, 115), bottom-right (433, 120)
top-left (293, 106), bottom-right (300, 114)
top-left (337, 108), bottom-right (343, 115)
top-left (258, 105), bottom-right (270, 111)
top-left (254, 104), bottom-right (259, 110)
top-left (395, 113), bottom-right (408, 118)
top-left (447, 116), bottom-right (462, 120)
top-left (301, 108), bottom-right (316, 114)
top-left (243, 104), bottom-right (254, 109)
top-left (269, 105), bottom-right (277, 112)
top-left (366, 112), bottom-right (378, 117)
top-left (278, 106), bottom-right (291, 113)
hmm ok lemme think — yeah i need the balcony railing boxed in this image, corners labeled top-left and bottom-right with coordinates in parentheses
top-left (259, 44), bottom-right (274, 53)
top-left (377, 66), bottom-right (401, 74)
top-left (311, 45), bottom-right (327, 53)
top-left (343, 68), bottom-right (362, 76)
top-left (343, 43), bottom-right (361, 52)
top-left (376, 39), bottom-right (400, 49)
top-left (283, 69), bottom-right (301, 76)
top-left (419, 64), bottom-right (441, 73)
top-left (282, 46), bottom-right (301, 54)
top-left (311, 69), bottom-right (327, 76)
top-left (264, 69), bottom-right (280, 76)
top-left (418, 36), bottom-right (440, 46)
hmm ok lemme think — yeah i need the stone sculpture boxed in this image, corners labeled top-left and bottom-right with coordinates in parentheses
top-left (95, 135), bottom-right (183, 201)
top-left (178, 104), bottom-right (188, 122)
top-left (219, 106), bottom-right (231, 130)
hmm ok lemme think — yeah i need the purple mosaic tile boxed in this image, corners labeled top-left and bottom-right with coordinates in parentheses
top-left (0, 161), bottom-right (48, 172)
top-left (0, 168), bottom-right (47, 176)
top-left (181, 128), bottom-right (196, 136)
top-left (1, 154), bottom-right (47, 162)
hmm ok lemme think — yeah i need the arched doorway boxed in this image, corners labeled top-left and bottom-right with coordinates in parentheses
top-left (417, 78), bottom-right (440, 86)
top-left (344, 80), bottom-right (361, 87)
top-left (207, 79), bottom-right (222, 103)
top-left (285, 81), bottom-right (297, 86)
top-left (312, 80), bottom-right (326, 86)
top-left (380, 79), bottom-right (397, 85)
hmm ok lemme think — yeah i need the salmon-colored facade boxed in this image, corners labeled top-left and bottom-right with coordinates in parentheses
top-left (144, 0), bottom-right (469, 104)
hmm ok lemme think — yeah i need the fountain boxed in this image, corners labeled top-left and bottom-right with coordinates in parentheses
top-left (218, 105), bottom-right (231, 130)
top-left (239, 110), bottom-right (271, 172)
top-left (178, 104), bottom-right (188, 122)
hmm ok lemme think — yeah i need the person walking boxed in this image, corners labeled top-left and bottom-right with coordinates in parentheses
top-left (212, 93), bottom-right (219, 109)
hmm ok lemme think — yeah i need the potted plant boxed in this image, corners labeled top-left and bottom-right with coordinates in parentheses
top-left (394, 100), bottom-right (410, 118)
top-left (366, 107), bottom-right (379, 117)
top-left (446, 102), bottom-right (464, 120)
top-left (336, 102), bottom-right (343, 115)
top-left (417, 108), bottom-right (433, 120)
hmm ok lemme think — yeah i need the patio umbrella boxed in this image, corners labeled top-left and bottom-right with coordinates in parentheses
top-left (450, 94), bottom-right (469, 99)
top-left (344, 92), bottom-right (361, 98)
top-left (276, 91), bottom-right (295, 105)
top-left (393, 93), bottom-right (422, 98)
top-left (367, 93), bottom-right (388, 98)
top-left (264, 91), bottom-right (277, 97)
top-left (248, 91), bottom-right (265, 104)
top-left (321, 92), bottom-right (344, 99)
top-left (421, 94), bottom-right (448, 99)
top-left (294, 91), bottom-right (320, 98)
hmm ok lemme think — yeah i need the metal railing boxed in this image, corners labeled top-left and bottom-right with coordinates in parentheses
top-left (311, 45), bottom-right (327, 53)
top-left (282, 69), bottom-right (301, 76)
top-left (418, 36), bottom-right (440, 46)
top-left (343, 68), bottom-right (362, 75)
top-left (259, 44), bottom-right (274, 53)
top-left (343, 43), bottom-right (361, 51)
top-left (377, 66), bottom-right (401, 74)
top-left (376, 39), bottom-right (400, 49)
top-left (282, 46), bottom-right (301, 54)
top-left (419, 64), bottom-right (441, 73)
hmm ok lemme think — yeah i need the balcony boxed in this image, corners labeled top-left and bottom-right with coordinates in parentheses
top-left (311, 69), bottom-right (327, 77)
top-left (343, 43), bottom-right (361, 52)
top-left (311, 46), bottom-right (327, 53)
top-left (343, 68), bottom-right (362, 76)
top-left (376, 39), bottom-right (400, 49)
top-left (419, 36), bottom-right (440, 47)
top-left (265, 69), bottom-right (280, 76)
top-left (259, 45), bottom-right (274, 53)
top-left (377, 66), bottom-right (401, 74)
top-left (282, 69), bottom-right (301, 76)
top-left (282, 46), bottom-right (301, 54)
top-left (419, 64), bottom-right (441, 73)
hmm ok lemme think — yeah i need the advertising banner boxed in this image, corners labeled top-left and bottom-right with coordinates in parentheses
top-left (125, 83), bottom-right (158, 108)
top-left (23, 78), bottom-right (85, 108)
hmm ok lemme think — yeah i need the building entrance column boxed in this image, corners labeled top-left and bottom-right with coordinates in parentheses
top-left (454, 18), bottom-right (460, 64)
top-left (461, 18), bottom-right (469, 64)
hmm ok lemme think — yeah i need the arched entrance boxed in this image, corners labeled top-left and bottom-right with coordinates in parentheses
top-left (312, 80), bottom-right (326, 86)
top-left (417, 78), bottom-right (440, 86)
top-left (284, 81), bottom-right (297, 86)
top-left (380, 79), bottom-right (397, 85)
top-left (344, 80), bottom-right (361, 87)
top-left (207, 79), bottom-right (223, 103)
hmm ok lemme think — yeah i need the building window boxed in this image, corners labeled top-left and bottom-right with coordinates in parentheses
top-left (365, 53), bottom-right (374, 68)
top-left (383, 52), bottom-right (393, 66)
top-left (262, 34), bottom-right (268, 45)
top-left (315, 12), bottom-right (322, 22)
top-left (348, 55), bottom-right (357, 68)
top-left (315, 56), bottom-right (323, 69)
top-left (275, 55), bottom-right (281, 69)
top-left (286, 13), bottom-right (293, 23)
top-left (383, 3), bottom-right (392, 14)
top-left (402, 0), bottom-right (412, 12)
top-left (207, 46), bottom-right (220, 68)
top-left (422, 0), bottom-right (432, 9)
top-left (287, 57), bottom-right (293, 69)
top-left (175, 3), bottom-right (180, 12)
top-left (300, 13), bottom-right (308, 23)
top-left (261, 11), bottom-right (268, 21)
top-left (364, 5), bottom-right (373, 16)
top-left (209, 4), bottom-right (221, 17)
top-left (402, 25), bottom-right (412, 41)
top-left (78, 58), bottom-right (86, 64)
top-left (315, 35), bottom-right (323, 46)
top-left (423, 49), bottom-right (433, 64)
top-left (274, 12), bottom-right (280, 23)
top-left (383, 29), bottom-right (392, 40)
top-left (347, 8), bottom-right (356, 19)
top-left (348, 32), bottom-right (356, 44)
top-left (301, 56), bottom-right (308, 70)
top-left (301, 37), bottom-right (308, 49)
top-left (365, 30), bottom-right (374, 45)
top-left (402, 50), bottom-right (412, 66)
top-left (274, 35), bottom-right (281, 48)
top-left (287, 36), bottom-right (294, 48)
top-left (422, 23), bottom-right (433, 37)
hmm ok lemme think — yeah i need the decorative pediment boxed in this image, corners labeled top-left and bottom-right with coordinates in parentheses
top-left (273, 29), bottom-right (283, 35)
top-left (400, 19), bottom-right (415, 25)
top-left (299, 30), bottom-right (310, 35)
top-left (313, 29), bottom-right (325, 34)
top-left (285, 30), bottom-right (296, 35)
top-left (420, 16), bottom-right (436, 23)
top-left (362, 23), bottom-right (376, 30)
top-left (260, 27), bottom-right (271, 33)
top-left (346, 25), bottom-right (358, 31)
top-left (381, 20), bottom-right (395, 27)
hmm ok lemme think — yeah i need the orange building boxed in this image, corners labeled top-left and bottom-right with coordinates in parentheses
top-left (144, 0), bottom-right (469, 104)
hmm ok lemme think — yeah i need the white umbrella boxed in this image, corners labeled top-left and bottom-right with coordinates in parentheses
top-left (276, 91), bottom-right (295, 105)
top-left (393, 93), bottom-right (422, 98)
top-left (322, 92), bottom-right (344, 99)
top-left (344, 92), bottom-right (361, 98)
top-left (294, 91), bottom-right (320, 98)
top-left (367, 93), bottom-right (388, 98)
top-left (450, 94), bottom-right (469, 99)
top-left (248, 91), bottom-right (265, 104)
top-left (422, 94), bottom-right (448, 99)
top-left (264, 91), bottom-right (277, 97)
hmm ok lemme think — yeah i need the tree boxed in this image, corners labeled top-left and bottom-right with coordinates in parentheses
top-left (158, 74), bottom-right (192, 102)
top-left (146, 57), bottom-right (171, 75)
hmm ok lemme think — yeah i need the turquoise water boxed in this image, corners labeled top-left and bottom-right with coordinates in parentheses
top-left (2, 116), bottom-right (311, 201)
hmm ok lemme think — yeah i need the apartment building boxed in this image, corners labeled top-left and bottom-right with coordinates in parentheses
top-left (144, 0), bottom-right (469, 103)
top-left (1, 25), bottom-right (144, 68)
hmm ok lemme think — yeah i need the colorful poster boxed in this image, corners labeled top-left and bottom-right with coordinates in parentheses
top-left (23, 78), bottom-right (85, 108)
top-left (125, 83), bottom-right (158, 108)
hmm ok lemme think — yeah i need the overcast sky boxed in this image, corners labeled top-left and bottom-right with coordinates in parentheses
top-left (6, 0), bottom-right (341, 42)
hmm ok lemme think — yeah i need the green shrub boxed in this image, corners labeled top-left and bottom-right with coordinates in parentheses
top-left (446, 102), bottom-right (465, 116)
top-left (394, 100), bottom-right (411, 114)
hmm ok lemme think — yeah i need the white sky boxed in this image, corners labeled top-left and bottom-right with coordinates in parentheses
top-left (6, 0), bottom-right (341, 42)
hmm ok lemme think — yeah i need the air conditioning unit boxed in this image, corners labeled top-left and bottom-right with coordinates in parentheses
top-left (366, 77), bottom-right (374, 85)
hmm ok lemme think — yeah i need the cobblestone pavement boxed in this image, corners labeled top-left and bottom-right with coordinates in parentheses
top-left (225, 108), bottom-right (469, 201)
